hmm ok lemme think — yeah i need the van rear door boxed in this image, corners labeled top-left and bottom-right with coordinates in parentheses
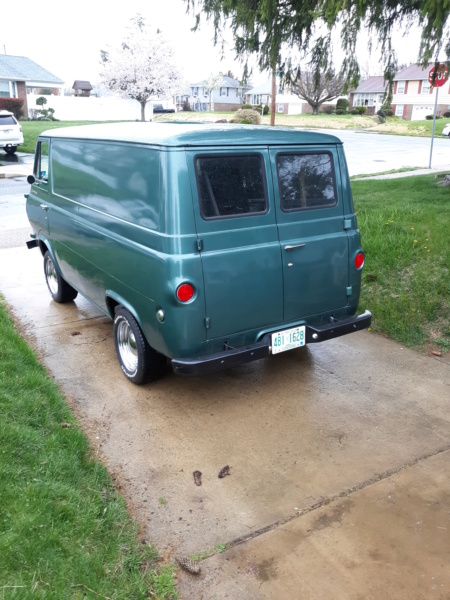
top-left (269, 146), bottom-right (349, 323)
top-left (187, 149), bottom-right (283, 340)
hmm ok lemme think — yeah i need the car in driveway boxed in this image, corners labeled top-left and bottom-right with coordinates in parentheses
top-left (0, 110), bottom-right (24, 154)
top-left (442, 123), bottom-right (450, 137)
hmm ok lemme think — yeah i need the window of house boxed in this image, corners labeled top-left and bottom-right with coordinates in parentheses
top-left (0, 81), bottom-right (10, 98)
top-left (421, 80), bottom-right (431, 94)
top-left (34, 140), bottom-right (49, 182)
top-left (278, 104), bottom-right (284, 112)
top-left (397, 80), bottom-right (406, 94)
top-left (276, 152), bottom-right (337, 212)
top-left (395, 104), bottom-right (404, 116)
top-left (195, 154), bottom-right (268, 219)
top-left (220, 87), bottom-right (228, 96)
top-left (377, 94), bottom-right (384, 105)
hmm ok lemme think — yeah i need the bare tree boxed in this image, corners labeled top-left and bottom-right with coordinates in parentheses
top-left (292, 71), bottom-right (345, 115)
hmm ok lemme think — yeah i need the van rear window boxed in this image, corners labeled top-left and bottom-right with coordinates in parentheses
top-left (195, 154), bottom-right (268, 219)
top-left (276, 152), bottom-right (337, 211)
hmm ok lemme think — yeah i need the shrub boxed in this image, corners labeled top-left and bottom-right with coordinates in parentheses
top-left (425, 114), bottom-right (433, 120)
top-left (383, 108), bottom-right (394, 116)
top-left (241, 103), bottom-right (253, 110)
top-left (321, 104), bottom-right (334, 114)
top-left (335, 109), bottom-right (344, 115)
top-left (182, 100), bottom-right (191, 111)
top-left (336, 97), bottom-right (349, 111)
top-left (263, 104), bottom-right (270, 115)
top-left (443, 111), bottom-right (450, 118)
top-left (0, 97), bottom-right (24, 119)
top-left (230, 108), bottom-right (261, 124)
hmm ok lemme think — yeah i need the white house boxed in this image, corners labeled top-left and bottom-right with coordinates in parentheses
top-left (175, 75), bottom-right (249, 111)
top-left (246, 81), bottom-right (315, 115)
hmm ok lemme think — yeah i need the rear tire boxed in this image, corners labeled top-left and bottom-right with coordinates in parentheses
top-left (43, 251), bottom-right (78, 303)
top-left (113, 306), bottom-right (166, 384)
top-left (5, 146), bottom-right (17, 155)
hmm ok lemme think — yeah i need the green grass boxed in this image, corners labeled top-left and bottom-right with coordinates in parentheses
top-left (18, 121), bottom-right (127, 154)
top-left (0, 297), bottom-right (177, 599)
top-left (353, 174), bottom-right (450, 351)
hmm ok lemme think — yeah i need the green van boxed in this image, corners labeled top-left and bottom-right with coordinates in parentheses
top-left (26, 122), bottom-right (371, 384)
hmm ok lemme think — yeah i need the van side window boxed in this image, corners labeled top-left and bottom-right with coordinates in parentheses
top-left (276, 152), bottom-right (337, 211)
top-left (195, 154), bottom-right (268, 219)
top-left (34, 141), bottom-right (49, 182)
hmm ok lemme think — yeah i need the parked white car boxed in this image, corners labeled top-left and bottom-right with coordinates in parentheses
top-left (0, 110), bottom-right (24, 155)
top-left (442, 123), bottom-right (450, 137)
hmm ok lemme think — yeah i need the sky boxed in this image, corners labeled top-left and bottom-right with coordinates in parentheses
top-left (1, 0), bottom-right (426, 90)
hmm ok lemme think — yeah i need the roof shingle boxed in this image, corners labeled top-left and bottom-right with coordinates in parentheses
top-left (0, 55), bottom-right (63, 84)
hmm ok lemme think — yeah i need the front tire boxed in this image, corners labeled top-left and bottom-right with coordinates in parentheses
top-left (43, 251), bottom-right (78, 303)
top-left (113, 306), bottom-right (166, 385)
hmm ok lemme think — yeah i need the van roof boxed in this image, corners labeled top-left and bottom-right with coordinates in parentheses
top-left (40, 122), bottom-right (343, 147)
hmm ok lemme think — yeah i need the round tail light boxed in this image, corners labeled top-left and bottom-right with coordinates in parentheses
top-left (176, 283), bottom-right (194, 302)
top-left (354, 252), bottom-right (365, 269)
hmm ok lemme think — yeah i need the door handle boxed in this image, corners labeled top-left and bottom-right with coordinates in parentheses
top-left (40, 204), bottom-right (48, 211)
top-left (284, 243), bottom-right (306, 251)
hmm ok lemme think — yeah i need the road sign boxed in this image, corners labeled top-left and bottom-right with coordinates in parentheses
top-left (428, 63), bottom-right (449, 87)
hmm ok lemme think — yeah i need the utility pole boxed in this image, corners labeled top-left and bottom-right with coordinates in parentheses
top-left (270, 68), bottom-right (276, 126)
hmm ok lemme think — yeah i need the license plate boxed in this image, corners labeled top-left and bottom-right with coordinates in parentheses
top-left (271, 326), bottom-right (306, 354)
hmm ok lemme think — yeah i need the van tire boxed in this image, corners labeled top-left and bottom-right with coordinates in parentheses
top-left (5, 146), bottom-right (17, 155)
top-left (43, 251), bottom-right (78, 303)
top-left (113, 306), bottom-right (166, 385)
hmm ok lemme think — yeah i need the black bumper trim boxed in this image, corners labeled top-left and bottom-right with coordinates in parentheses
top-left (171, 310), bottom-right (372, 377)
top-left (26, 239), bottom-right (39, 249)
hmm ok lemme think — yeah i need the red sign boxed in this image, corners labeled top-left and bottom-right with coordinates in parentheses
top-left (428, 64), bottom-right (449, 87)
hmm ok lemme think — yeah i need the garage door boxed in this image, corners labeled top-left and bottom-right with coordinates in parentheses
top-left (411, 105), bottom-right (434, 121)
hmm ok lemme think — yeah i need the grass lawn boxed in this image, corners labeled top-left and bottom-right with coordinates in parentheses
top-left (18, 121), bottom-right (127, 154)
top-left (156, 111), bottom-right (450, 137)
top-left (353, 174), bottom-right (450, 353)
top-left (0, 298), bottom-right (177, 599)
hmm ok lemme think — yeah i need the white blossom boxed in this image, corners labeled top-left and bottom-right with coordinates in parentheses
top-left (100, 18), bottom-right (185, 121)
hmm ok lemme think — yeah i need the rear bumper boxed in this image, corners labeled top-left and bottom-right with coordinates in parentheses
top-left (171, 310), bottom-right (372, 376)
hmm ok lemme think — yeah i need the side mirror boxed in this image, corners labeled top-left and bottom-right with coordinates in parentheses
top-left (27, 175), bottom-right (35, 185)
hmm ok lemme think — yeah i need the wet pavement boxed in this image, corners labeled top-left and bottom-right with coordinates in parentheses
top-left (0, 246), bottom-right (449, 599)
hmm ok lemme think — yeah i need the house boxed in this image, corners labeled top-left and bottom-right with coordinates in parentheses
top-left (246, 80), bottom-right (307, 114)
top-left (245, 79), bottom-right (340, 114)
top-left (175, 75), bottom-right (249, 111)
top-left (0, 55), bottom-right (63, 116)
top-left (349, 76), bottom-right (387, 115)
top-left (73, 80), bottom-right (93, 97)
top-left (349, 64), bottom-right (450, 120)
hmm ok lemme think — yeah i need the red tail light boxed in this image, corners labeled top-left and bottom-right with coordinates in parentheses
top-left (354, 252), bottom-right (365, 269)
top-left (176, 283), bottom-right (194, 302)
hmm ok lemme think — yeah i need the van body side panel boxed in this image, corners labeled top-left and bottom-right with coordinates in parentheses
top-left (187, 148), bottom-right (283, 340)
top-left (49, 139), bottom-right (206, 357)
top-left (270, 146), bottom-right (349, 323)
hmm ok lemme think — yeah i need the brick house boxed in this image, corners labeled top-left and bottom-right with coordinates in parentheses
top-left (0, 55), bottom-right (63, 116)
top-left (349, 64), bottom-right (450, 120)
top-left (246, 80), bottom-right (311, 114)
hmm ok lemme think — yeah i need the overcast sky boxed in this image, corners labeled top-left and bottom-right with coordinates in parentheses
top-left (1, 0), bottom-right (425, 89)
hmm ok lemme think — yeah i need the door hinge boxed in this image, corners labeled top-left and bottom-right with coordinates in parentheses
top-left (346, 286), bottom-right (353, 296)
top-left (196, 238), bottom-right (203, 252)
top-left (205, 317), bottom-right (211, 329)
top-left (343, 218), bottom-right (352, 230)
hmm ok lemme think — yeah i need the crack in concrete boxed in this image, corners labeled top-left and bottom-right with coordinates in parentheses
top-left (204, 443), bottom-right (450, 558)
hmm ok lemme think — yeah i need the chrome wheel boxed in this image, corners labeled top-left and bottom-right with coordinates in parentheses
top-left (45, 256), bottom-right (59, 296)
top-left (116, 316), bottom-right (139, 374)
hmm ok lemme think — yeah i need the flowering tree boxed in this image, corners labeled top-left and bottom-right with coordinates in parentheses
top-left (100, 17), bottom-right (185, 121)
top-left (205, 73), bottom-right (223, 111)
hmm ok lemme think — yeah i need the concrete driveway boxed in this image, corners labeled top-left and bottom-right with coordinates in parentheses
top-left (0, 246), bottom-right (449, 599)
